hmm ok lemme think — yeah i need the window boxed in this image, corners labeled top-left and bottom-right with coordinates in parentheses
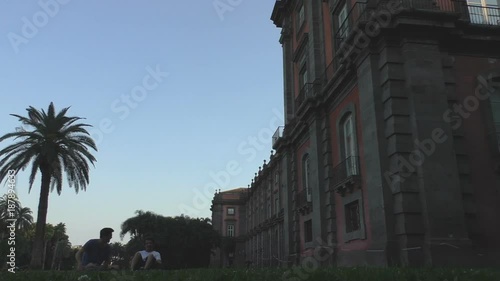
top-left (345, 201), bottom-right (360, 233)
top-left (304, 220), bottom-right (313, 243)
top-left (298, 4), bottom-right (305, 27)
top-left (227, 207), bottom-right (235, 215)
top-left (275, 197), bottom-right (279, 214)
top-left (300, 65), bottom-right (308, 90)
top-left (467, 0), bottom-right (500, 25)
top-left (275, 172), bottom-right (279, 184)
top-left (227, 224), bottom-right (235, 237)
top-left (302, 154), bottom-right (311, 202)
top-left (337, 3), bottom-right (350, 40)
top-left (342, 113), bottom-right (358, 176)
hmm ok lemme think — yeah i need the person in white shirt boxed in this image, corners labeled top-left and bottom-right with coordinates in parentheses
top-left (130, 238), bottom-right (162, 270)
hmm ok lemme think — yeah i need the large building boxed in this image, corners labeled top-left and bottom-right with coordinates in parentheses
top-left (212, 0), bottom-right (500, 267)
top-left (210, 188), bottom-right (249, 267)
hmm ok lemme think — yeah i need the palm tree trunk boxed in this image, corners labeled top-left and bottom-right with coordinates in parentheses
top-left (42, 240), bottom-right (48, 270)
top-left (51, 240), bottom-right (60, 270)
top-left (29, 169), bottom-right (51, 269)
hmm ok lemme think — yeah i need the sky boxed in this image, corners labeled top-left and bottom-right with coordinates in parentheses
top-left (0, 0), bottom-right (284, 246)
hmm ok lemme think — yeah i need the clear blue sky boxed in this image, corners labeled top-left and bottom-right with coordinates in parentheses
top-left (0, 1), bottom-right (283, 246)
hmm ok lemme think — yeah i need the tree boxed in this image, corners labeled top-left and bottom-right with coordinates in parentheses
top-left (0, 102), bottom-right (97, 269)
top-left (0, 198), bottom-right (35, 269)
top-left (110, 242), bottom-right (128, 269)
top-left (16, 207), bottom-right (34, 231)
top-left (120, 211), bottom-right (221, 269)
top-left (0, 194), bottom-right (33, 238)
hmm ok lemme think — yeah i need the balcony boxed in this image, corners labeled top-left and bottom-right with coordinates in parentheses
top-left (272, 126), bottom-right (284, 148)
top-left (325, 0), bottom-right (500, 86)
top-left (295, 82), bottom-right (321, 111)
top-left (465, 4), bottom-right (500, 25)
top-left (334, 2), bottom-right (369, 51)
top-left (296, 188), bottom-right (312, 214)
top-left (332, 156), bottom-right (362, 196)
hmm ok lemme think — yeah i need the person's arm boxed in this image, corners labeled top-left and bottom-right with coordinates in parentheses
top-left (155, 252), bottom-right (162, 264)
top-left (100, 258), bottom-right (110, 270)
top-left (75, 248), bottom-right (85, 270)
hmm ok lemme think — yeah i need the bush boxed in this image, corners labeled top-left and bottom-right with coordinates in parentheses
top-left (1, 267), bottom-right (499, 281)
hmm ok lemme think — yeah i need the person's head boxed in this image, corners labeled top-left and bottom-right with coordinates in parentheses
top-left (144, 237), bottom-right (155, 252)
top-left (100, 227), bottom-right (114, 243)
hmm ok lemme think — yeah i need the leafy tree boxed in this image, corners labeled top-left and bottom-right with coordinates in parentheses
top-left (0, 194), bottom-right (33, 238)
top-left (110, 242), bottom-right (128, 269)
top-left (0, 102), bottom-right (97, 269)
top-left (0, 207), bottom-right (34, 269)
top-left (121, 211), bottom-right (221, 269)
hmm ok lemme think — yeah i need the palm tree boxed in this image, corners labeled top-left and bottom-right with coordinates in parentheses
top-left (16, 207), bottom-right (34, 231)
top-left (0, 102), bottom-right (97, 269)
top-left (0, 193), bottom-right (21, 220)
top-left (0, 194), bottom-right (34, 239)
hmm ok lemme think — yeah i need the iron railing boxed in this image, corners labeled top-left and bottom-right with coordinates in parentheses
top-left (322, 57), bottom-right (342, 87)
top-left (325, 0), bottom-right (499, 87)
top-left (464, 4), bottom-right (500, 25)
top-left (295, 82), bottom-right (320, 110)
top-left (332, 156), bottom-right (360, 186)
top-left (296, 188), bottom-right (311, 209)
top-left (400, 0), bottom-right (459, 12)
top-left (272, 126), bottom-right (284, 148)
top-left (334, 2), bottom-right (369, 51)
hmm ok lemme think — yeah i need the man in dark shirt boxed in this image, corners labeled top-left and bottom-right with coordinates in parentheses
top-left (75, 227), bottom-right (114, 270)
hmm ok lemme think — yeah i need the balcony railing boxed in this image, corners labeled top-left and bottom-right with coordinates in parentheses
top-left (272, 126), bottom-right (284, 148)
top-left (295, 82), bottom-right (320, 110)
top-left (465, 4), bottom-right (500, 25)
top-left (326, 0), bottom-right (500, 87)
top-left (296, 188), bottom-right (311, 209)
top-left (332, 156), bottom-right (360, 187)
top-left (400, 0), bottom-right (459, 12)
top-left (334, 2), bottom-right (369, 51)
top-left (322, 57), bottom-right (342, 87)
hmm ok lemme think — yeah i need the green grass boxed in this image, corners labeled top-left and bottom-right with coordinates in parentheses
top-left (1, 267), bottom-right (500, 281)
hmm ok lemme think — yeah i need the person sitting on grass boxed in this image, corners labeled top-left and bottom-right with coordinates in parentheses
top-left (130, 237), bottom-right (162, 270)
top-left (75, 227), bottom-right (115, 270)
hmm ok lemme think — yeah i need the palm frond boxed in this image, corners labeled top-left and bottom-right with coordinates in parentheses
top-left (0, 103), bottom-right (97, 194)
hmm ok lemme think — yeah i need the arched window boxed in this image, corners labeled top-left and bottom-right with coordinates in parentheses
top-left (302, 153), bottom-right (311, 201)
top-left (341, 113), bottom-right (358, 176)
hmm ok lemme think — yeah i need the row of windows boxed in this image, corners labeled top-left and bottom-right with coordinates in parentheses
top-left (295, 1), bottom-right (500, 90)
top-left (296, 1), bottom-right (500, 45)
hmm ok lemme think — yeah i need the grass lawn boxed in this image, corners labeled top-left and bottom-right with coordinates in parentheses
top-left (1, 267), bottom-right (500, 281)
